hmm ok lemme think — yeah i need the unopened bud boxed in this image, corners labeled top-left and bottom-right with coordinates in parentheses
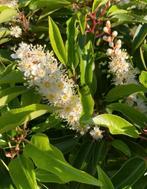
top-left (103, 27), bottom-right (109, 34)
top-left (107, 49), bottom-right (113, 56)
top-left (116, 39), bottom-right (122, 48)
top-left (112, 31), bottom-right (118, 37)
top-left (109, 42), bottom-right (114, 48)
top-left (106, 20), bottom-right (111, 28)
top-left (103, 35), bottom-right (108, 41)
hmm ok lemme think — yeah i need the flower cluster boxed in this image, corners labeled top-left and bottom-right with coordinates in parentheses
top-left (103, 21), bottom-right (147, 113)
top-left (11, 42), bottom-right (103, 139)
top-left (11, 43), bottom-right (101, 138)
top-left (0, 0), bottom-right (18, 7)
top-left (10, 25), bottom-right (22, 38)
top-left (103, 21), bottom-right (138, 85)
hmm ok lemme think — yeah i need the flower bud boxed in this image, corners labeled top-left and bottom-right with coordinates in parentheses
top-left (112, 31), bottom-right (118, 37)
top-left (106, 20), bottom-right (111, 28)
top-left (107, 49), bottom-right (113, 56)
top-left (109, 42), bottom-right (114, 48)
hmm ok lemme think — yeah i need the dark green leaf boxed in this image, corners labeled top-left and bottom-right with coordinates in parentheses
top-left (97, 165), bottom-right (115, 189)
top-left (106, 84), bottom-right (147, 102)
top-left (111, 139), bottom-right (131, 157)
top-left (112, 157), bottom-right (146, 189)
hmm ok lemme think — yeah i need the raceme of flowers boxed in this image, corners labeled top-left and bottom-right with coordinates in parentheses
top-left (11, 42), bottom-right (103, 139)
top-left (103, 20), bottom-right (147, 113)
top-left (103, 20), bottom-right (138, 85)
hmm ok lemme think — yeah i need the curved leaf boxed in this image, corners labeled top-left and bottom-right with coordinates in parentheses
top-left (92, 114), bottom-right (139, 138)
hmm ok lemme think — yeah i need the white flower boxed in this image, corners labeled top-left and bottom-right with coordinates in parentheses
top-left (11, 42), bottom-right (84, 133)
top-left (10, 26), bottom-right (22, 38)
top-left (103, 21), bottom-right (138, 85)
top-left (90, 127), bottom-right (103, 140)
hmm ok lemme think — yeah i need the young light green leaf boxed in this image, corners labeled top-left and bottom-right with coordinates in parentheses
top-left (139, 71), bottom-right (147, 88)
top-left (92, 114), bottom-right (139, 138)
top-left (9, 155), bottom-right (38, 189)
top-left (0, 7), bottom-right (17, 24)
top-left (49, 17), bottom-right (66, 65)
top-left (97, 165), bottom-right (115, 189)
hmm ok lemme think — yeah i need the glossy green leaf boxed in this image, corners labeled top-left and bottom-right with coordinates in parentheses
top-left (107, 103), bottom-right (147, 128)
top-left (112, 157), bottom-right (146, 189)
top-left (30, 0), bottom-right (71, 10)
top-left (0, 86), bottom-right (26, 108)
top-left (0, 70), bottom-right (24, 84)
top-left (66, 16), bottom-right (79, 69)
top-left (9, 155), bottom-right (38, 189)
top-left (97, 165), bottom-right (115, 189)
top-left (111, 139), bottom-right (131, 157)
top-left (139, 71), bottom-right (147, 88)
top-left (92, 0), bottom-right (109, 12)
top-left (0, 7), bottom-right (17, 24)
top-left (80, 85), bottom-right (94, 122)
top-left (106, 84), bottom-right (147, 102)
top-left (24, 134), bottom-right (102, 187)
top-left (92, 114), bottom-right (139, 138)
top-left (132, 24), bottom-right (147, 52)
top-left (36, 169), bottom-right (64, 184)
top-left (0, 104), bottom-right (53, 133)
top-left (49, 17), bottom-right (66, 65)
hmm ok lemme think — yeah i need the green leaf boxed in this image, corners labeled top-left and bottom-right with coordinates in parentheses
top-left (107, 103), bottom-right (147, 128)
top-left (92, 114), bottom-right (139, 138)
top-left (36, 169), bottom-right (64, 184)
top-left (0, 70), bottom-right (24, 84)
top-left (49, 17), bottom-right (66, 65)
top-left (132, 24), bottom-right (147, 52)
top-left (139, 71), bottom-right (147, 88)
top-left (21, 89), bottom-right (41, 106)
top-left (77, 11), bottom-right (87, 35)
top-left (24, 134), bottom-right (102, 187)
top-left (106, 84), bottom-right (147, 102)
top-left (112, 157), bottom-right (146, 189)
top-left (80, 85), bottom-right (94, 122)
top-left (92, 0), bottom-right (109, 12)
top-left (29, 0), bottom-right (71, 11)
top-left (66, 16), bottom-right (79, 70)
top-left (111, 139), bottom-right (131, 157)
top-left (0, 86), bottom-right (26, 108)
top-left (0, 7), bottom-right (17, 24)
top-left (0, 104), bottom-right (53, 133)
top-left (97, 165), bottom-right (115, 189)
top-left (9, 155), bottom-right (38, 189)
top-left (133, 175), bottom-right (147, 189)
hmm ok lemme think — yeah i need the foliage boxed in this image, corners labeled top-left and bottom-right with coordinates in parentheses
top-left (0, 0), bottom-right (147, 188)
